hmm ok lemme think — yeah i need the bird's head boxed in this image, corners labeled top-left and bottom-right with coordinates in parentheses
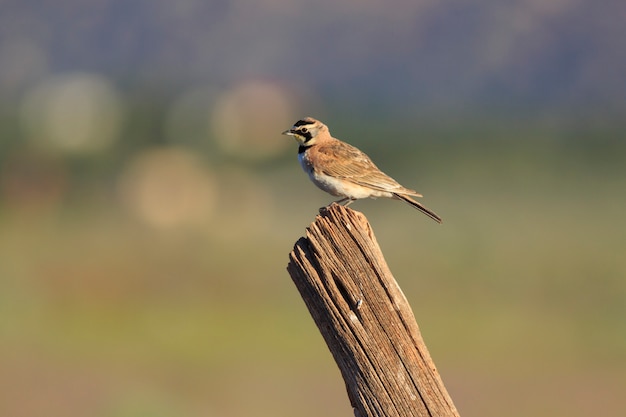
top-left (282, 117), bottom-right (328, 145)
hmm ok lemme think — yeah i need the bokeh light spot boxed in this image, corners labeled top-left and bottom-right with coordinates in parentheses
top-left (19, 72), bottom-right (123, 154)
top-left (117, 147), bottom-right (217, 230)
top-left (210, 80), bottom-right (295, 159)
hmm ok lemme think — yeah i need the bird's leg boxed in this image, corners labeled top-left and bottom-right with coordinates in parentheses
top-left (340, 198), bottom-right (356, 207)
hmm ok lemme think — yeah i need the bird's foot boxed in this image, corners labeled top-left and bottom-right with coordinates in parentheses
top-left (319, 199), bottom-right (353, 214)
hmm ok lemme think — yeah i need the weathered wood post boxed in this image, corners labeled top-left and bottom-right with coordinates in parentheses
top-left (287, 203), bottom-right (459, 417)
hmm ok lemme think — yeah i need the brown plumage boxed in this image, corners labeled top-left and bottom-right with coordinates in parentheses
top-left (282, 117), bottom-right (442, 223)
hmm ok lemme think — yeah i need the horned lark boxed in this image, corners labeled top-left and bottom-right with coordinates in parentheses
top-left (282, 117), bottom-right (442, 223)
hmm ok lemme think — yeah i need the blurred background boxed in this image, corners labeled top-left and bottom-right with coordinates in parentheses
top-left (1, 1), bottom-right (625, 416)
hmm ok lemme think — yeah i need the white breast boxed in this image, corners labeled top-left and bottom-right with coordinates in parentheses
top-left (299, 153), bottom-right (388, 199)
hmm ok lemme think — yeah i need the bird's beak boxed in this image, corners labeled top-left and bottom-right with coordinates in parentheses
top-left (282, 129), bottom-right (295, 136)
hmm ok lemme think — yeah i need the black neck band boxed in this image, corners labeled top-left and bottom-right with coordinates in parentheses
top-left (298, 144), bottom-right (312, 154)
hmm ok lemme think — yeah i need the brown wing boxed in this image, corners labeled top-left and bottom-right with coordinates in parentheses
top-left (316, 139), bottom-right (422, 197)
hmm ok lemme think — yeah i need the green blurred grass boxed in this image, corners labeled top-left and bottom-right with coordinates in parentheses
top-left (0, 128), bottom-right (625, 417)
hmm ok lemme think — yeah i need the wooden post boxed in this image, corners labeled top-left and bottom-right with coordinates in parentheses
top-left (287, 203), bottom-right (460, 417)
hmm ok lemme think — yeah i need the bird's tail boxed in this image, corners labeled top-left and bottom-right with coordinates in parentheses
top-left (394, 193), bottom-right (443, 224)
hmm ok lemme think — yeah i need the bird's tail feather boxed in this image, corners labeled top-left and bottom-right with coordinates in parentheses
top-left (394, 193), bottom-right (442, 224)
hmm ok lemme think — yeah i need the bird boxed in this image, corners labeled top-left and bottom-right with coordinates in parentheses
top-left (282, 117), bottom-right (442, 223)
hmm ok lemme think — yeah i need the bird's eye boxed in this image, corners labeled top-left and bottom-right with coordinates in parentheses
top-left (300, 127), bottom-right (308, 133)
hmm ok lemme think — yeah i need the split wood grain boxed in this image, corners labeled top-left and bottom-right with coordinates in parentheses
top-left (287, 203), bottom-right (460, 417)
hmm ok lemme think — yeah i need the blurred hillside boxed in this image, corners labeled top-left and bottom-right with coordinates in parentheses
top-left (1, 0), bottom-right (626, 118)
top-left (0, 1), bottom-right (625, 417)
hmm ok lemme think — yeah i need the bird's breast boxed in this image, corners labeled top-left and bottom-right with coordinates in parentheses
top-left (298, 150), bottom-right (383, 199)
top-left (298, 152), bottom-right (314, 174)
